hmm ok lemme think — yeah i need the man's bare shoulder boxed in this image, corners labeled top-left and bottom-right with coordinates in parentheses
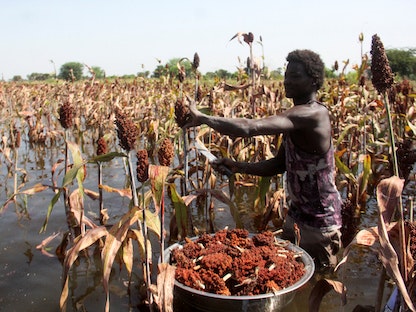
top-left (286, 101), bottom-right (327, 121)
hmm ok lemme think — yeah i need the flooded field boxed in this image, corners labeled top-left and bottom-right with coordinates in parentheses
top-left (0, 142), bottom-right (404, 311)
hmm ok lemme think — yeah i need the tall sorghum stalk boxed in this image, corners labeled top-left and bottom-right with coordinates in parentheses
top-left (371, 33), bottom-right (408, 309)
top-left (174, 97), bottom-right (191, 195)
top-left (114, 108), bottom-right (154, 308)
top-left (192, 53), bottom-right (201, 187)
top-left (242, 32), bottom-right (256, 115)
top-left (58, 99), bottom-right (75, 234)
top-left (136, 148), bottom-right (152, 307)
top-left (96, 134), bottom-right (108, 225)
top-left (11, 124), bottom-right (21, 196)
top-left (371, 34), bottom-right (397, 176)
top-left (176, 63), bottom-right (189, 196)
top-left (157, 138), bottom-right (174, 263)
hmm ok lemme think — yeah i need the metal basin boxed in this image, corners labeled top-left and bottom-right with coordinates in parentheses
top-left (163, 236), bottom-right (315, 312)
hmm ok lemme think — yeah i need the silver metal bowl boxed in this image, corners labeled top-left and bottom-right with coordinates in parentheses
top-left (163, 236), bottom-right (315, 312)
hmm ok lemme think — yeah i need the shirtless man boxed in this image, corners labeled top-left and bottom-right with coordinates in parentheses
top-left (184, 49), bottom-right (342, 270)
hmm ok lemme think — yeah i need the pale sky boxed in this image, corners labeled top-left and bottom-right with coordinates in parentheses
top-left (1, 0), bottom-right (415, 80)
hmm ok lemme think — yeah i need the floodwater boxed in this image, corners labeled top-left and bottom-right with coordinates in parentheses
top-left (0, 139), bottom-right (404, 312)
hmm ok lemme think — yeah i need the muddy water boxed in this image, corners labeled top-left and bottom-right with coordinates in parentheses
top-left (0, 143), bottom-right (401, 311)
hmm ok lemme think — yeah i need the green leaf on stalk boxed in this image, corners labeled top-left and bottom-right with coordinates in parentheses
top-left (254, 176), bottom-right (271, 210)
top-left (334, 124), bottom-right (358, 148)
top-left (358, 154), bottom-right (372, 197)
top-left (334, 154), bottom-right (357, 183)
top-left (149, 165), bottom-right (170, 214)
top-left (140, 209), bottom-right (161, 239)
top-left (88, 151), bottom-right (127, 163)
top-left (40, 190), bottom-right (62, 233)
top-left (169, 183), bottom-right (188, 238)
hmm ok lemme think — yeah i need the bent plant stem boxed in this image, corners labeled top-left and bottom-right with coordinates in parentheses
top-left (127, 151), bottom-right (152, 308)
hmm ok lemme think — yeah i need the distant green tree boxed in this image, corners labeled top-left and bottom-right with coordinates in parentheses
top-left (385, 48), bottom-right (416, 79)
top-left (205, 69), bottom-right (232, 80)
top-left (269, 68), bottom-right (283, 80)
top-left (58, 62), bottom-right (84, 81)
top-left (27, 72), bottom-right (52, 81)
top-left (137, 71), bottom-right (150, 78)
top-left (91, 66), bottom-right (106, 79)
top-left (11, 75), bottom-right (23, 82)
top-left (151, 58), bottom-right (193, 79)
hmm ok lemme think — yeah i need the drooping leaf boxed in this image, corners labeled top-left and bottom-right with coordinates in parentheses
top-left (335, 153), bottom-right (357, 182)
top-left (60, 226), bottom-right (108, 312)
top-left (102, 206), bottom-right (141, 312)
top-left (140, 209), bottom-right (161, 239)
top-left (99, 184), bottom-right (132, 199)
top-left (35, 232), bottom-right (60, 258)
top-left (154, 263), bottom-right (175, 312)
top-left (40, 190), bottom-right (62, 233)
top-left (121, 235), bottom-right (134, 279)
top-left (130, 228), bottom-right (146, 260)
top-left (334, 123), bottom-right (358, 148)
top-left (20, 183), bottom-right (49, 195)
top-left (376, 176), bottom-right (415, 311)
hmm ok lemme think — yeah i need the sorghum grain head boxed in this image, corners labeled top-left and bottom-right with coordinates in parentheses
top-left (96, 136), bottom-right (108, 156)
top-left (58, 100), bottom-right (74, 129)
top-left (174, 98), bottom-right (191, 128)
top-left (370, 34), bottom-right (394, 94)
top-left (136, 149), bottom-right (149, 182)
top-left (193, 53), bottom-right (200, 70)
top-left (244, 32), bottom-right (254, 45)
top-left (114, 108), bottom-right (139, 151)
top-left (158, 138), bottom-right (174, 167)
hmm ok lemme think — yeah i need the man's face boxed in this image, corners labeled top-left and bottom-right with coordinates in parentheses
top-left (283, 61), bottom-right (315, 99)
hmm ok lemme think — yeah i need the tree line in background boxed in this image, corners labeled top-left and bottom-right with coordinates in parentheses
top-left (7, 48), bottom-right (416, 83)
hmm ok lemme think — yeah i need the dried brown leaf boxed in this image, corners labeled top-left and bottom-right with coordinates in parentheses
top-left (99, 184), bottom-right (132, 199)
top-left (20, 183), bottom-right (49, 195)
top-left (60, 226), bottom-right (108, 311)
top-left (154, 263), bottom-right (175, 312)
top-left (102, 206), bottom-right (141, 312)
top-left (376, 176), bottom-right (415, 311)
top-left (36, 232), bottom-right (60, 257)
